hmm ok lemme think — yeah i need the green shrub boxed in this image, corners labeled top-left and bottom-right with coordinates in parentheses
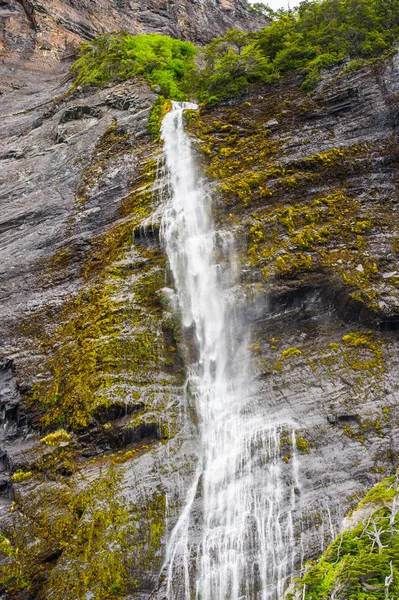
top-left (294, 473), bottom-right (399, 599)
top-left (191, 0), bottom-right (399, 103)
top-left (71, 31), bottom-right (196, 100)
top-left (70, 0), bottom-right (399, 107)
top-left (255, 0), bottom-right (399, 85)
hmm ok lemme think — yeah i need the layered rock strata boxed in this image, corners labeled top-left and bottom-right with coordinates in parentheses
top-left (1, 7), bottom-right (399, 599)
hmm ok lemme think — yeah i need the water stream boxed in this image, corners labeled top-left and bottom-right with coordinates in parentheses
top-left (159, 102), bottom-right (300, 600)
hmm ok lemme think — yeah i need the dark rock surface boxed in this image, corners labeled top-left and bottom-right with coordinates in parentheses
top-left (0, 359), bottom-right (29, 489)
top-left (1, 2), bottom-right (399, 598)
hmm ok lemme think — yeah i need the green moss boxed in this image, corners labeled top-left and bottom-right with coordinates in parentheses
top-left (36, 246), bottom-right (77, 287)
top-left (24, 132), bottom-right (181, 432)
top-left (296, 435), bottom-right (309, 453)
top-left (11, 470), bottom-right (33, 483)
top-left (74, 121), bottom-right (131, 207)
top-left (341, 330), bottom-right (383, 372)
top-left (292, 473), bottom-right (399, 600)
top-left (281, 347), bottom-right (302, 360)
top-left (351, 219), bottom-right (372, 234)
top-left (328, 342), bottom-right (340, 352)
top-left (392, 235), bottom-right (399, 255)
top-left (45, 466), bottom-right (133, 599)
top-left (191, 91), bottom-right (399, 314)
top-left (40, 430), bottom-right (71, 446)
top-left (275, 252), bottom-right (313, 277)
top-left (2, 459), bottom-right (167, 599)
top-left (31, 245), bottom-right (166, 430)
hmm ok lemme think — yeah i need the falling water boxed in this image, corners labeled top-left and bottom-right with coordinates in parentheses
top-left (159, 102), bottom-right (300, 600)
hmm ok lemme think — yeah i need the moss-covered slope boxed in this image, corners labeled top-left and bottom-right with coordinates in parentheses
top-left (184, 50), bottom-right (399, 591)
top-left (0, 76), bottom-right (191, 599)
top-left (286, 473), bottom-right (399, 599)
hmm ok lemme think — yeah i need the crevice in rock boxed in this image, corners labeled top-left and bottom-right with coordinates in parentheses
top-left (378, 319), bottom-right (399, 331)
top-left (134, 225), bottom-right (160, 243)
top-left (0, 150), bottom-right (25, 160)
top-left (249, 282), bottom-right (399, 332)
top-left (337, 414), bottom-right (359, 423)
top-left (59, 105), bottom-right (102, 123)
top-left (94, 401), bottom-right (144, 425)
top-left (122, 422), bottom-right (159, 445)
top-left (15, 0), bottom-right (38, 31)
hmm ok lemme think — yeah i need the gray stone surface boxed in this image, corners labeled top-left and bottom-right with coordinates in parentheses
top-left (0, 0), bottom-right (267, 60)
top-left (1, 4), bottom-right (399, 598)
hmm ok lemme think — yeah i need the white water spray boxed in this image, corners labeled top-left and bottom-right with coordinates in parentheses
top-left (159, 102), bottom-right (299, 600)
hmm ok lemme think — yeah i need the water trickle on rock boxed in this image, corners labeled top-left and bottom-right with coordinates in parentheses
top-left (159, 102), bottom-right (300, 600)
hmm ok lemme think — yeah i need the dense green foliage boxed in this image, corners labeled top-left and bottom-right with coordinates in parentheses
top-left (256, 0), bottom-right (399, 89)
top-left (189, 29), bottom-right (278, 104)
top-left (197, 0), bottom-right (399, 99)
top-left (71, 0), bottom-right (399, 109)
top-left (71, 32), bottom-right (196, 100)
top-left (288, 474), bottom-right (399, 599)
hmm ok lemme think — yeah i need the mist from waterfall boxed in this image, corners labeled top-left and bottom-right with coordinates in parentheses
top-left (159, 102), bottom-right (300, 600)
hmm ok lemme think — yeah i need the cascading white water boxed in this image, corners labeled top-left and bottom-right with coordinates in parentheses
top-left (159, 102), bottom-right (300, 600)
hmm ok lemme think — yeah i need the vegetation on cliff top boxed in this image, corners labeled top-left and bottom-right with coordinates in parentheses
top-left (71, 32), bottom-right (196, 99)
top-left (72, 0), bottom-right (399, 105)
top-left (194, 0), bottom-right (399, 100)
top-left (254, 0), bottom-right (399, 89)
top-left (287, 473), bottom-right (399, 599)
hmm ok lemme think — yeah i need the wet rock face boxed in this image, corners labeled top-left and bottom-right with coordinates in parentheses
top-left (0, 73), bottom-right (155, 367)
top-left (0, 5), bottom-right (399, 597)
top-left (0, 360), bottom-right (26, 487)
top-left (187, 52), bottom-right (399, 584)
top-left (0, 61), bottom-right (196, 597)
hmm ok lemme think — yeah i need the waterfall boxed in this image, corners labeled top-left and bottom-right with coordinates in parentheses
top-left (159, 102), bottom-right (300, 600)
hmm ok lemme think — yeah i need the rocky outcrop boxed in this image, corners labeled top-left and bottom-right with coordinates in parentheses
top-left (0, 63), bottom-right (199, 597)
top-left (0, 0), bottom-right (266, 62)
top-left (186, 52), bottom-right (399, 579)
top-left (1, 2), bottom-right (399, 597)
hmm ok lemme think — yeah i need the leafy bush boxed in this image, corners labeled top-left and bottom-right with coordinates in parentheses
top-left (71, 31), bottom-right (196, 100)
top-left (71, 0), bottom-right (399, 108)
top-left (191, 29), bottom-right (279, 103)
top-left (255, 0), bottom-right (399, 88)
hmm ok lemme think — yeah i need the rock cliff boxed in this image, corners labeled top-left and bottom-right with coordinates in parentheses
top-left (187, 54), bottom-right (399, 580)
top-left (1, 0), bottom-right (263, 60)
top-left (1, 1), bottom-right (399, 598)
